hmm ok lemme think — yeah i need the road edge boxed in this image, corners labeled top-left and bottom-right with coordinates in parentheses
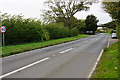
top-left (2, 35), bottom-right (91, 59)
top-left (107, 36), bottom-right (111, 47)
top-left (88, 49), bottom-right (104, 78)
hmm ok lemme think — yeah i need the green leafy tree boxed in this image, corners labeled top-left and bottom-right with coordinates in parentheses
top-left (102, 20), bottom-right (116, 29)
top-left (102, 1), bottom-right (120, 38)
top-left (102, 2), bottom-right (120, 21)
top-left (71, 18), bottom-right (85, 33)
top-left (85, 14), bottom-right (99, 33)
top-left (42, 0), bottom-right (92, 28)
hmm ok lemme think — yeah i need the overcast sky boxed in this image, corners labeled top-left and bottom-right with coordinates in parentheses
top-left (0, 0), bottom-right (112, 24)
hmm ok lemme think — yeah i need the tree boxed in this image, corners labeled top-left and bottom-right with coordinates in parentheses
top-left (102, 2), bottom-right (120, 21)
top-left (42, 0), bottom-right (92, 28)
top-left (85, 14), bottom-right (99, 33)
top-left (102, 20), bottom-right (116, 29)
top-left (71, 18), bottom-right (85, 33)
top-left (102, 1), bottom-right (120, 38)
top-left (85, 14), bottom-right (99, 31)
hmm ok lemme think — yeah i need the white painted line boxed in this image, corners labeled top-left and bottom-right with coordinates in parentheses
top-left (96, 38), bottom-right (99, 40)
top-left (3, 51), bottom-right (29, 59)
top-left (88, 49), bottom-right (104, 78)
top-left (81, 44), bottom-right (85, 46)
top-left (85, 41), bottom-right (88, 44)
top-left (53, 55), bottom-right (56, 56)
top-left (107, 36), bottom-right (110, 47)
top-left (0, 57), bottom-right (50, 78)
top-left (59, 48), bottom-right (74, 54)
top-left (2, 49), bottom-right (42, 59)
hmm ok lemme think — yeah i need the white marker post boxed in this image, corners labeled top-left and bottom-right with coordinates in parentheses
top-left (0, 26), bottom-right (7, 46)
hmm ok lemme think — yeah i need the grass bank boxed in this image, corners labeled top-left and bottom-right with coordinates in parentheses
top-left (2, 34), bottom-right (89, 57)
top-left (92, 41), bottom-right (119, 78)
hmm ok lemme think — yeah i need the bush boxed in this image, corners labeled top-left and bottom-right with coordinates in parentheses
top-left (45, 23), bottom-right (71, 39)
top-left (2, 15), bottom-right (50, 45)
top-left (2, 14), bottom-right (79, 45)
top-left (70, 27), bottom-right (79, 36)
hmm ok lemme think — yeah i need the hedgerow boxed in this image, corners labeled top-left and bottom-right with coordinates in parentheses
top-left (1, 14), bottom-right (79, 45)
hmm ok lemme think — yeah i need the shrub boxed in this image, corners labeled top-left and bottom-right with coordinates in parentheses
top-left (45, 23), bottom-right (71, 39)
top-left (2, 14), bottom-right (79, 45)
top-left (70, 27), bottom-right (79, 36)
top-left (2, 15), bottom-right (50, 45)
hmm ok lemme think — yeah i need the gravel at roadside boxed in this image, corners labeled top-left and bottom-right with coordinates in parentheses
top-left (109, 37), bottom-right (118, 46)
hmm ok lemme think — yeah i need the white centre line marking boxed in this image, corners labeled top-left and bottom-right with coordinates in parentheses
top-left (0, 57), bottom-right (50, 78)
top-left (53, 55), bottom-right (56, 56)
top-left (85, 41), bottom-right (89, 43)
top-left (59, 48), bottom-right (74, 54)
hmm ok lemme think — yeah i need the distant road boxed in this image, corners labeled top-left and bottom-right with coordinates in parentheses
top-left (2, 34), bottom-right (109, 78)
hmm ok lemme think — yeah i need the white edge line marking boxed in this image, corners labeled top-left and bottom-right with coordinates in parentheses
top-left (107, 36), bottom-right (110, 48)
top-left (0, 57), bottom-right (50, 78)
top-left (59, 48), bottom-right (74, 54)
top-left (3, 49), bottom-right (42, 59)
top-left (2, 35), bottom-right (91, 59)
top-left (88, 49), bottom-right (104, 78)
top-left (3, 51), bottom-right (30, 59)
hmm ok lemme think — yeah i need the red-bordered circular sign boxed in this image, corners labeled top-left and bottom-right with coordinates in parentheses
top-left (0, 26), bottom-right (7, 33)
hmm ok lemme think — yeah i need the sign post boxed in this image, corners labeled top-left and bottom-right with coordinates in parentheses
top-left (3, 33), bottom-right (5, 46)
top-left (0, 26), bottom-right (7, 46)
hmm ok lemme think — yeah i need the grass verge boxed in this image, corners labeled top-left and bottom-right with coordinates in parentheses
top-left (92, 41), bottom-right (119, 78)
top-left (104, 33), bottom-right (110, 34)
top-left (2, 34), bottom-right (89, 57)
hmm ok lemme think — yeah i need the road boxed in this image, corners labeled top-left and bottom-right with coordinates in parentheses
top-left (1, 34), bottom-right (109, 78)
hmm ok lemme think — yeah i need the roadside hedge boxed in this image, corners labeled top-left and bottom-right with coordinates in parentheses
top-left (44, 23), bottom-right (71, 39)
top-left (2, 14), bottom-right (79, 45)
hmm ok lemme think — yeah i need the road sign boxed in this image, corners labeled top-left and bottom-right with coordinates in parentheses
top-left (0, 26), bottom-right (7, 46)
top-left (0, 26), bottom-right (7, 33)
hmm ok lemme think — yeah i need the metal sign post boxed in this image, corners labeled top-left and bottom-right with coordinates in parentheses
top-left (0, 26), bottom-right (7, 46)
top-left (2, 33), bottom-right (5, 46)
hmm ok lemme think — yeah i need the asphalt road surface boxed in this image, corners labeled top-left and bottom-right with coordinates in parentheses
top-left (1, 34), bottom-right (109, 78)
